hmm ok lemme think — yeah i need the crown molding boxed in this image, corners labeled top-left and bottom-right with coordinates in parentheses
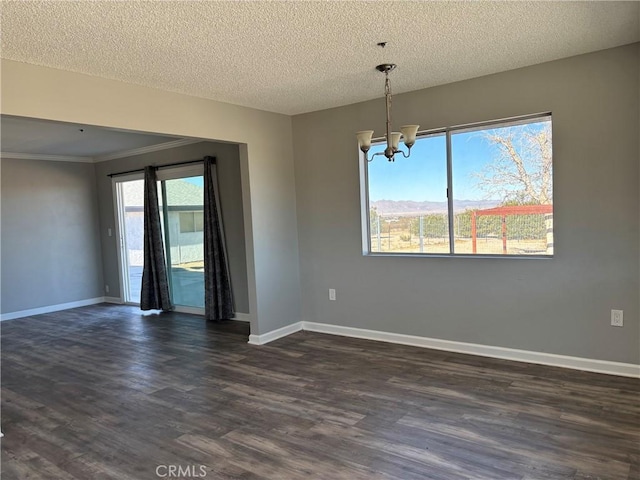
top-left (1, 152), bottom-right (94, 163)
top-left (1, 138), bottom-right (203, 165)
top-left (93, 138), bottom-right (202, 163)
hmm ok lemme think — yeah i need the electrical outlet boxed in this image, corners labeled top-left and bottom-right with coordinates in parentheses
top-left (611, 309), bottom-right (623, 327)
top-left (329, 288), bottom-right (336, 301)
top-left (108, 228), bottom-right (113, 237)
top-left (105, 285), bottom-right (110, 294)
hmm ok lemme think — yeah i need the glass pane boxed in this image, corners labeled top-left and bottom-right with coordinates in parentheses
top-left (121, 179), bottom-right (144, 303)
top-left (451, 117), bottom-right (553, 255)
top-left (194, 211), bottom-right (204, 232)
top-left (164, 176), bottom-right (205, 307)
top-left (367, 133), bottom-right (449, 253)
top-left (179, 212), bottom-right (194, 233)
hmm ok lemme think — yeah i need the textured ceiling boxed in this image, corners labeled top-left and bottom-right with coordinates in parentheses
top-left (1, 1), bottom-right (638, 115)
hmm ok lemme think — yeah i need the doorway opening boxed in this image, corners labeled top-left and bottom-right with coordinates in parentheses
top-left (114, 165), bottom-right (205, 310)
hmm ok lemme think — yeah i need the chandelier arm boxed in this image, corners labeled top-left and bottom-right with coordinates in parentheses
top-left (398, 147), bottom-right (412, 159)
top-left (367, 151), bottom-right (386, 163)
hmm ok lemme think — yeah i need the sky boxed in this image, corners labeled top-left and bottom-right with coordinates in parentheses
top-left (367, 120), bottom-right (550, 202)
top-left (183, 176), bottom-right (204, 187)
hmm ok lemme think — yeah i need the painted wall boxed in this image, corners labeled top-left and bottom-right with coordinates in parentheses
top-left (93, 141), bottom-right (250, 314)
top-left (292, 44), bottom-right (640, 364)
top-left (0, 158), bottom-right (104, 313)
top-left (1, 59), bottom-right (302, 335)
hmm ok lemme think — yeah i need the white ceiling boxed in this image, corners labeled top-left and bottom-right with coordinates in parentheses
top-left (1, 115), bottom-right (185, 160)
top-left (2, 1), bottom-right (638, 116)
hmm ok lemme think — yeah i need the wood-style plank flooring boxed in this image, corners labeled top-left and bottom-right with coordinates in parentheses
top-left (1, 304), bottom-right (638, 479)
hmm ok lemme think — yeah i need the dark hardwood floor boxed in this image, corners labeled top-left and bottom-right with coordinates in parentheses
top-left (1, 304), bottom-right (638, 479)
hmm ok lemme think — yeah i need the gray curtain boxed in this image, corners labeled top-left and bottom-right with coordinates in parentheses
top-left (204, 156), bottom-right (234, 321)
top-left (140, 166), bottom-right (173, 311)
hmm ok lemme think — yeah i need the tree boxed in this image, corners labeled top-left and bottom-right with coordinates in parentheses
top-left (473, 120), bottom-right (553, 254)
top-left (369, 206), bottom-right (380, 232)
top-left (474, 122), bottom-right (552, 205)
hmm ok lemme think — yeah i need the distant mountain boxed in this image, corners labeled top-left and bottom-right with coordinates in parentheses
top-left (370, 199), bottom-right (501, 216)
top-left (452, 199), bottom-right (501, 213)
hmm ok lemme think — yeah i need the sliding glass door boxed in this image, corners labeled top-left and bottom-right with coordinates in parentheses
top-left (113, 165), bottom-right (205, 311)
top-left (114, 176), bottom-right (145, 304)
top-left (162, 176), bottom-right (205, 309)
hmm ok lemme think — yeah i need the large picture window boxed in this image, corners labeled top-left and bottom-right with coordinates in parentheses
top-left (362, 114), bottom-right (553, 256)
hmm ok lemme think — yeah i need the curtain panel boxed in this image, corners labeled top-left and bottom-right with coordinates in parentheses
top-left (203, 156), bottom-right (234, 321)
top-left (140, 166), bottom-right (173, 311)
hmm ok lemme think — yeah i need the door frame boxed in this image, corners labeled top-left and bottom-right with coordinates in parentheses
top-left (157, 164), bottom-right (205, 314)
top-left (112, 165), bottom-right (205, 311)
top-left (112, 172), bottom-right (144, 305)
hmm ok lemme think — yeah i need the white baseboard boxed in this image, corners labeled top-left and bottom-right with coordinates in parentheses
top-left (103, 296), bottom-right (123, 304)
top-left (248, 321), bottom-right (302, 345)
top-left (5, 298), bottom-right (635, 378)
top-left (233, 313), bottom-right (251, 322)
top-left (301, 322), bottom-right (640, 378)
top-left (247, 320), bottom-right (639, 378)
top-left (0, 297), bottom-right (107, 321)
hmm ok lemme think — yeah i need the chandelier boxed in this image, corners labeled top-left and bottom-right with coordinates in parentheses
top-left (356, 63), bottom-right (419, 162)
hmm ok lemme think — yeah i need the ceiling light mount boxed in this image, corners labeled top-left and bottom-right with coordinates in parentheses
top-left (356, 58), bottom-right (419, 162)
top-left (375, 63), bottom-right (396, 74)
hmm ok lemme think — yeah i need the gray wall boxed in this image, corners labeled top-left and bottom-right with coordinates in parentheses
top-left (94, 141), bottom-right (250, 313)
top-left (292, 44), bottom-right (639, 364)
top-left (1, 158), bottom-right (104, 313)
top-left (2, 59), bottom-right (302, 336)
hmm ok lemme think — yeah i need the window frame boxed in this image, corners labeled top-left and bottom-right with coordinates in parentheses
top-left (360, 112), bottom-right (553, 259)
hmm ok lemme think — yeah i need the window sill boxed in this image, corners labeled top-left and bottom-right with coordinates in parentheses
top-left (363, 252), bottom-right (553, 260)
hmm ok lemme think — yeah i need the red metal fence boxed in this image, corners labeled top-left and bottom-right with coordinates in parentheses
top-left (471, 204), bottom-right (553, 254)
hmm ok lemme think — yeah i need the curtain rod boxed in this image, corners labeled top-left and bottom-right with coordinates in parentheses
top-left (107, 158), bottom-right (208, 178)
